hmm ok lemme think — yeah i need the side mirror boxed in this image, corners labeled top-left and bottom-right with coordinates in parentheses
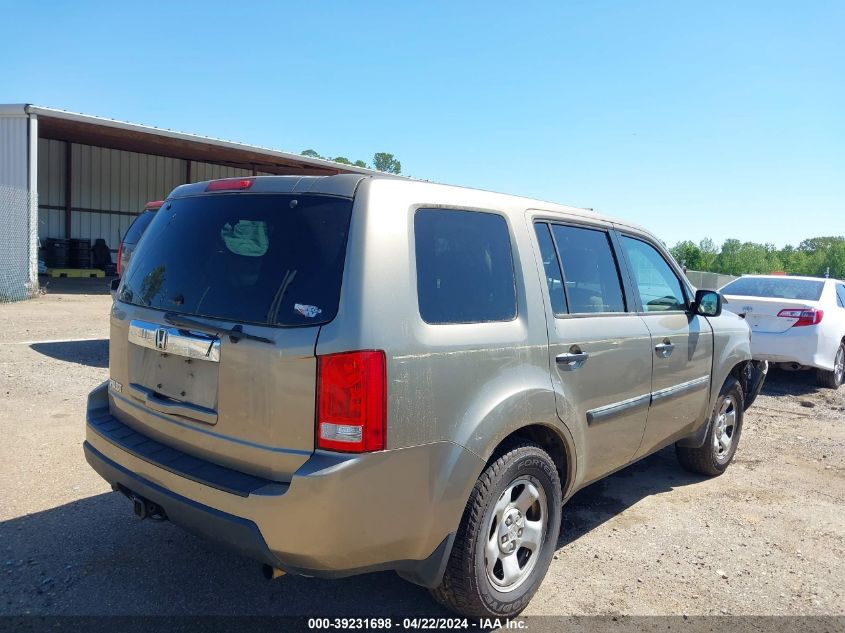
top-left (110, 277), bottom-right (120, 298)
top-left (692, 289), bottom-right (722, 317)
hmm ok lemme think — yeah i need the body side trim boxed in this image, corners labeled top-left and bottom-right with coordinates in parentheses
top-left (586, 394), bottom-right (651, 425)
top-left (650, 375), bottom-right (710, 402)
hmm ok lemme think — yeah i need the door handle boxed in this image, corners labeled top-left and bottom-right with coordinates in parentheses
top-left (654, 341), bottom-right (675, 358)
top-left (556, 351), bottom-right (589, 370)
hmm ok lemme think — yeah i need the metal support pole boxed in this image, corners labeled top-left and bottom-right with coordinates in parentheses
top-left (64, 141), bottom-right (72, 238)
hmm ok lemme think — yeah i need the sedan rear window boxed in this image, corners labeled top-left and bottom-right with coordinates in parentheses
top-left (721, 277), bottom-right (824, 301)
top-left (118, 193), bottom-right (352, 327)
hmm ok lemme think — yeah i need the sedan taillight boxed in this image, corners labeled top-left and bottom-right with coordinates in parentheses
top-left (777, 308), bottom-right (824, 327)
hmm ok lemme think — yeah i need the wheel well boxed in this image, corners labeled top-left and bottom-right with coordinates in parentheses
top-left (728, 361), bottom-right (749, 397)
top-left (492, 424), bottom-right (571, 493)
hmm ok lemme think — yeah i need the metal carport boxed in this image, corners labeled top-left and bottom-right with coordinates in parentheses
top-left (0, 104), bottom-right (376, 301)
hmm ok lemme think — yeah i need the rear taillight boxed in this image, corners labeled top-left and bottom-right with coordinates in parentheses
top-left (777, 308), bottom-right (824, 327)
top-left (116, 241), bottom-right (123, 275)
top-left (206, 178), bottom-right (255, 191)
top-left (317, 351), bottom-right (386, 453)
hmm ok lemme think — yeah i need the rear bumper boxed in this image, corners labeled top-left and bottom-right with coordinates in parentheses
top-left (84, 382), bottom-right (483, 586)
top-left (750, 329), bottom-right (832, 370)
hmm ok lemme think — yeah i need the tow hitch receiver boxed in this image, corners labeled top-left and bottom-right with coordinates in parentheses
top-left (130, 493), bottom-right (167, 521)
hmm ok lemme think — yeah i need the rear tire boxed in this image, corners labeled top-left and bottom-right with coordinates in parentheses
top-left (676, 377), bottom-right (744, 476)
top-left (430, 441), bottom-right (562, 618)
top-left (816, 342), bottom-right (844, 390)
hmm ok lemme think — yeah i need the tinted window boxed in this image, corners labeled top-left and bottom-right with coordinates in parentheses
top-left (122, 210), bottom-right (157, 244)
top-left (551, 224), bottom-right (625, 313)
top-left (415, 209), bottom-right (516, 324)
top-left (836, 284), bottom-right (845, 308)
top-left (119, 194), bottom-right (352, 327)
top-left (720, 277), bottom-right (824, 301)
top-left (534, 223), bottom-right (567, 315)
top-left (621, 236), bottom-right (687, 312)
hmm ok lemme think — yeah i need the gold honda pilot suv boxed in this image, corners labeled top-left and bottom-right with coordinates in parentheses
top-left (85, 174), bottom-right (766, 617)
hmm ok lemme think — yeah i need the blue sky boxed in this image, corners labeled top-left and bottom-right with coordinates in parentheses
top-left (1, 1), bottom-right (842, 247)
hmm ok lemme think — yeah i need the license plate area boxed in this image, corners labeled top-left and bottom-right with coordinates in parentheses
top-left (128, 346), bottom-right (219, 411)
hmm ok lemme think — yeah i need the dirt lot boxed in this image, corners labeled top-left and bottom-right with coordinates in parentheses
top-left (1, 280), bottom-right (843, 617)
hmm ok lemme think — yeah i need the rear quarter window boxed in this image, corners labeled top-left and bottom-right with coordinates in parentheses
top-left (415, 209), bottom-right (517, 324)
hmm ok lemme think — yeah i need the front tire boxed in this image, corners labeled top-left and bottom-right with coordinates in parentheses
top-left (676, 377), bottom-right (744, 476)
top-left (430, 441), bottom-right (562, 618)
top-left (816, 342), bottom-right (844, 389)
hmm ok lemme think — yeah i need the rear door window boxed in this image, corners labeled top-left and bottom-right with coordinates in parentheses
top-left (119, 193), bottom-right (352, 327)
top-left (534, 223), bottom-right (567, 315)
top-left (549, 224), bottom-right (626, 313)
top-left (415, 209), bottom-right (517, 324)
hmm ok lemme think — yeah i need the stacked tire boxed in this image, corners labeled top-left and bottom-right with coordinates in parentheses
top-left (70, 239), bottom-right (92, 268)
top-left (44, 238), bottom-right (70, 268)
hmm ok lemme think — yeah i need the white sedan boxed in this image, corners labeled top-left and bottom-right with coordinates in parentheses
top-left (720, 275), bottom-right (845, 389)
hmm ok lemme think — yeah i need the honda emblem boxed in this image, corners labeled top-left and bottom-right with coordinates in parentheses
top-left (155, 328), bottom-right (169, 351)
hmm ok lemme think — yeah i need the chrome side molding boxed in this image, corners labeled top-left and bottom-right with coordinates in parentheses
top-left (128, 319), bottom-right (221, 362)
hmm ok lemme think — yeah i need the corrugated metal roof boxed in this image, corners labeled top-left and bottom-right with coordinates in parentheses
top-left (22, 104), bottom-right (386, 177)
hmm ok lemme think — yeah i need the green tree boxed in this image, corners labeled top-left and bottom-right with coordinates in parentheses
top-left (798, 236), bottom-right (845, 278)
top-left (333, 156), bottom-right (351, 165)
top-left (373, 152), bottom-right (401, 174)
top-left (698, 238), bottom-right (719, 271)
top-left (717, 239), bottom-right (742, 275)
top-left (300, 149), bottom-right (323, 159)
top-left (353, 160), bottom-right (368, 168)
top-left (670, 235), bottom-right (844, 279)
top-left (669, 241), bottom-right (702, 270)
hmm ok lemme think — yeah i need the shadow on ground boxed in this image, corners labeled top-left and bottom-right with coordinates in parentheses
top-left (29, 339), bottom-right (109, 368)
top-left (559, 446), bottom-right (705, 547)
top-left (0, 491), bottom-right (451, 617)
top-left (39, 276), bottom-right (114, 296)
top-left (0, 446), bottom-right (701, 616)
top-left (761, 367), bottom-right (826, 398)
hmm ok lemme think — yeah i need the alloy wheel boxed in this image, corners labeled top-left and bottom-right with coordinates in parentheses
top-left (713, 395), bottom-right (737, 462)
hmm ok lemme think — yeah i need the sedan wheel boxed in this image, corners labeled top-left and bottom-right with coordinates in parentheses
top-left (817, 343), bottom-right (845, 389)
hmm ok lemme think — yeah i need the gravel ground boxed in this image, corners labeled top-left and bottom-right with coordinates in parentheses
top-left (1, 281), bottom-right (843, 617)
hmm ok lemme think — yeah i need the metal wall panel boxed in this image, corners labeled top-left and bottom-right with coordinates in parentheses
top-left (0, 112), bottom-right (37, 300)
top-left (69, 144), bottom-right (186, 212)
top-left (34, 143), bottom-right (271, 251)
top-left (0, 115), bottom-right (28, 189)
top-left (36, 139), bottom-right (66, 206)
top-left (190, 161), bottom-right (252, 183)
top-left (36, 138), bottom-right (67, 241)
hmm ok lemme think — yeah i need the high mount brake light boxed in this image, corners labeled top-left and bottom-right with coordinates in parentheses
top-left (777, 308), bottom-right (824, 327)
top-left (316, 351), bottom-right (386, 453)
top-left (206, 178), bottom-right (255, 191)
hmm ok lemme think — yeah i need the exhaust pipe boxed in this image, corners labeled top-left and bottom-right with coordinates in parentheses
top-left (262, 564), bottom-right (286, 580)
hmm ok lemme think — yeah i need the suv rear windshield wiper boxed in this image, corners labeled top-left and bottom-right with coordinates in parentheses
top-left (164, 312), bottom-right (274, 345)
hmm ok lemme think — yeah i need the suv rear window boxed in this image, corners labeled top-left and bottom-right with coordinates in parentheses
top-left (415, 209), bottom-right (517, 324)
top-left (122, 210), bottom-right (157, 244)
top-left (119, 193), bottom-right (352, 327)
top-left (721, 277), bottom-right (824, 301)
